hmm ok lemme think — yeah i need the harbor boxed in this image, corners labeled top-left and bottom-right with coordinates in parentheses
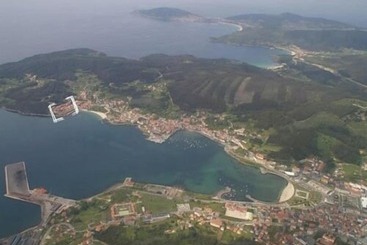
top-left (0, 110), bottom-right (287, 239)
top-left (2, 162), bottom-right (76, 245)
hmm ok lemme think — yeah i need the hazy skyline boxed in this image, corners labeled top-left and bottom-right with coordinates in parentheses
top-left (158, 0), bottom-right (367, 25)
top-left (1, 0), bottom-right (367, 25)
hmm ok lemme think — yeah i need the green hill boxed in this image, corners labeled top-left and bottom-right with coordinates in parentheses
top-left (285, 30), bottom-right (367, 51)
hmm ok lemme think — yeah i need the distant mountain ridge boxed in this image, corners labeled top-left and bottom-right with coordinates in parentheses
top-left (219, 12), bottom-right (367, 51)
top-left (228, 12), bottom-right (355, 30)
top-left (134, 7), bottom-right (203, 22)
top-left (134, 7), bottom-right (367, 51)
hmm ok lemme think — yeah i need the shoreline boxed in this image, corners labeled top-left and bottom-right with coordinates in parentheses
top-left (0, 108), bottom-right (293, 240)
top-left (217, 20), bottom-right (243, 32)
top-left (82, 109), bottom-right (107, 119)
top-left (209, 39), bottom-right (291, 69)
top-left (2, 108), bottom-right (291, 204)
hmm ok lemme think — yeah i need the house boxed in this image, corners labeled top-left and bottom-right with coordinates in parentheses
top-left (316, 233), bottom-right (336, 245)
top-left (210, 218), bottom-right (224, 230)
top-left (225, 203), bottom-right (253, 221)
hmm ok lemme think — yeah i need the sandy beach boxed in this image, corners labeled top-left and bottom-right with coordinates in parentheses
top-left (218, 21), bottom-right (243, 31)
top-left (82, 109), bottom-right (107, 120)
top-left (279, 181), bottom-right (295, 203)
top-left (267, 63), bottom-right (286, 70)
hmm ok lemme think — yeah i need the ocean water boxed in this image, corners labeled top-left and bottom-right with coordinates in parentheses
top-left (0, 1), bottom-right (285, 67)
top-left (1, 0), bottom-right (365, 66)
top-left (0, 110), bottom-right (286, 237)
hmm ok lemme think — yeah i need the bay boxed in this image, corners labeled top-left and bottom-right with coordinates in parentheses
top-left (0, 1), bottom-right (285, 67)
top-left (0, 0), bottom-right (287, 237)
top-left (0, 110), bottom-right (286, 237)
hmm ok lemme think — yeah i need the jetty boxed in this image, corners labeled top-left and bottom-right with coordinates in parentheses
top-left (5, 162), bottom-right (76, 225)
top-left (5, 162), bottom-right (31, 197)
top-left (2, 162), bottom-right (77, 244)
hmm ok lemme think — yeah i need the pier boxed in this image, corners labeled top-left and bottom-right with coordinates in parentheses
top-left (5, 162), bottom-right (31, 197)
top-left (2, 162), bottom-right (77, 245)
top-left (5, 162), bottom-right (76, 224)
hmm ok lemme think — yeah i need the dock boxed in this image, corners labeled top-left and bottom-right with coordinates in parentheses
top-left (5, 162), bottom-right (31, 197)
top-left (4, 162), bottom-right (76, 225)
top-left (2, 162), bottom-right (77, 245)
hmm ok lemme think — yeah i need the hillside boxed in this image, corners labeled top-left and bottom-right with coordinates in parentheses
top-left (0, 49), bottom-right (159, 114)
top-left (1, 49), bottom-right (367, 165)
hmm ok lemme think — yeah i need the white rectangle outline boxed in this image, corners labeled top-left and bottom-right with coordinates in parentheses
top-left (48, 96), bottom-right (79, 123)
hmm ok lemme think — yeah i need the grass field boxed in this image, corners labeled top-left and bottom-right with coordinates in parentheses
top-left (189, 200), bottom-right (225, 214)
top-left (71, 206), bottom-right (109, 231)
top-left (139, 193), bottom-right (178, 214)
top-left (341, 164), bottom-right (367, 182)
top-left (288, 184), bottom-right (322, 207)
top-left (110, 189), bottom-right (133, 203)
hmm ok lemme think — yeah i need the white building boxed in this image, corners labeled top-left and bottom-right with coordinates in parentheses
top-left (361, 197), bottom-right (367, 209)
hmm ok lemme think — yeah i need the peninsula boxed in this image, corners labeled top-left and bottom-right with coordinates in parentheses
top-left (135, 7), bottom-right (243, 30)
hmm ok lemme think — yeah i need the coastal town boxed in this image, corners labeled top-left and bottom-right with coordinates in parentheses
top-left (58, 91), bottom-right (367, 244)
top-left (50, 178), bottom-right (367, 245)
top-left (3, 86), bottom-right (367, 244)
top-left (3, 172), bottom-right (367, 245)
top-left (2, 0), bottom-right (367, 243)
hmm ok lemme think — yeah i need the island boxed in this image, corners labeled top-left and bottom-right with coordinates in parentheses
top-left (134, 7), bottom-right (204, 22)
